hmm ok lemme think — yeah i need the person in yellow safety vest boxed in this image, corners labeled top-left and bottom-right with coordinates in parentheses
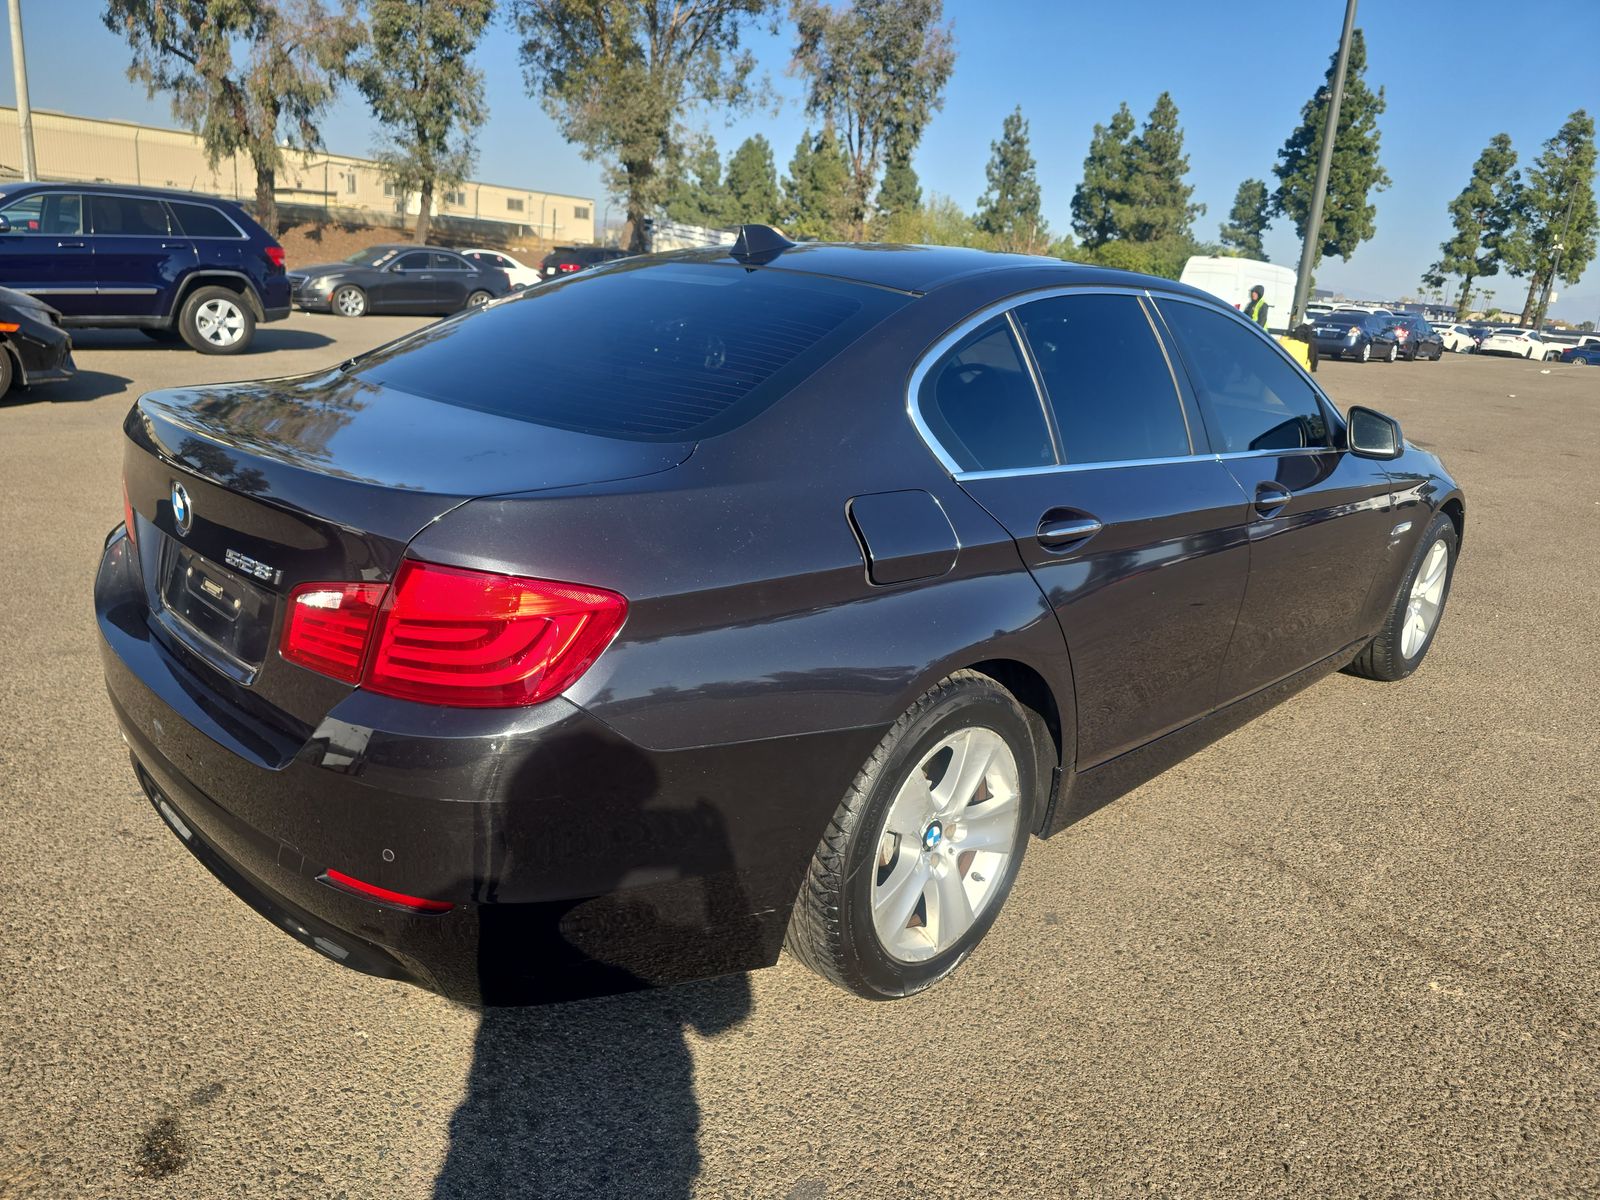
top-left (1244, 284), bottom-right (1269, 328)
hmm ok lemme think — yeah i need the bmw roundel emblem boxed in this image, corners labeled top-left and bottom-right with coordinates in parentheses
top-left (170, 481), bottom-right (193, 536)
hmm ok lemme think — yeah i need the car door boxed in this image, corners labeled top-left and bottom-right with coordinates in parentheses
top-left (379, 251), bottom-right (434, 312)
top-left (85, 193), bottom-right (192, 317)
top-left (920, 292), bottom-right (1252, 768)
top-left (428, 251), bottom-right (474, 310)
top-left (0, 191), bottom-right (97, 316)
top-left (1153, 295), bottom-right (1398, 705)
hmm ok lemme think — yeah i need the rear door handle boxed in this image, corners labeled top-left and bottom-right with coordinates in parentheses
top-left (57, 240), bottom-right (85, 248)
top-left (1253, 482), bottom-right (1292, 516)
top-left (1037, 513), bottom-right (1103, 550)
top-left (161, 241), bottom-right (190, 249)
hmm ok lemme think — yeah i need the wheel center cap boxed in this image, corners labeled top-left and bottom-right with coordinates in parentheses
top-left (922, 820), bottom-right (944, 851)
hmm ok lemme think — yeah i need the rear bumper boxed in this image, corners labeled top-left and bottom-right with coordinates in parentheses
top-left (262, 304), bottom-right (290, 323)
top-left (95, 530), bottom-right (870, 1005)
top-left (6, 313), bottom-right (75, 385)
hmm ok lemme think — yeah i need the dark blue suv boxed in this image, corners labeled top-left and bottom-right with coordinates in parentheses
top-left (0, 183), bottom-right (289, 355)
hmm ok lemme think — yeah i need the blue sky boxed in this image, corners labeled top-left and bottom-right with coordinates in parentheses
top-left (5, 1), bottom-right (1597, 319)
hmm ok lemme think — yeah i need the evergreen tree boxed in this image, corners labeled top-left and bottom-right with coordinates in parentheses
top-left (1219, 178), bottom-right (1271, 259)
top-left (1272, 28), bottom-right (1389, 264)
top-left (1120, 92), bottom-right (1202, 243)
top-left (664, 135), bottom-right (727, 227)
top-left (1070, 102), bottom-right (1135, 247)
top-left (782, 126), bottom-right (852, 240)
top-left (1514, 110), bottom-right (1597, 326)
top-left (875, 145), bottom-right (922, 235)
top-left (724, 134), bottom-right (781, 226)
top-left (974, 106), bottom-right (1047, 253)
top-left (1419, 134), bottom-right (1522, 319)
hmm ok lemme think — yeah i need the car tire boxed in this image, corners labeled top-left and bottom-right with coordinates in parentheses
top-left (178, 286), bottom-right (255, 355)
top-left (1385, 342), bottom-right (1398, 362)
top-left (785, 670), bottom-right (1042, 1000)
top-left (1345, 512), bottom-right (1458, 683)
top-left (1359, 342), bottom-right (1371, 362)
top-left (0, 345), bottom-right (13, 401)
top-left (332, 285), bottom-right (367, 318)
top-left (465, 290), bottom-right (493, 309)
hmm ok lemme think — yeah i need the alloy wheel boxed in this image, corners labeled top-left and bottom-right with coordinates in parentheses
top-left (334, 287), bottom-right (366, 317)
top-left (1401, 539), bottom-right (1449, 659)
top-left (870, 726), bottom-right (1021, 963)
top-left (193, 298), bottom-right (245, 348)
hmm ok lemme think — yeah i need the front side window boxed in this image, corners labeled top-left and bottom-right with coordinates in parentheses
top-left (1157, 300), bottom-right (1330, 453)
top-left (88, 195), bottom-right (171, 237)
top-left (0, 191), bottom-right (82, 235)
top-left (1014, 293), bottom-right (1190, 464)
top-left (390, 252), bottom-right (431, 272)
top-left (918, 318), bottom-right (1054, 472)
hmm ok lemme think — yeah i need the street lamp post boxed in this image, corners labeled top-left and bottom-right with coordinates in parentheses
top-left (1291, 0), bottom-right (1358, 329)
top-left (6, 0), bottom-right (38, 181)
top-left (1535, 189), bottom-right (1578, 330)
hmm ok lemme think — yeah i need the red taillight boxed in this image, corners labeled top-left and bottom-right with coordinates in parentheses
top-left (122, 480), bottom-right (137, 548)
top-left (278, 562), bottom-right (627, 707)
top-left (265, 245), bottom-right (286, 268)
top-left (558, 262), bottom-right (580, 272)
top-left (280, 582), bottom-right (386, 683)
top-left (364, 561), bottom-right (627, 708)
top-left (320, 868), bottom-right (452, 914)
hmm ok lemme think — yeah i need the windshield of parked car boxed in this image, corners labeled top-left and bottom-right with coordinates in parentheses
top-left (1320, 313), bottom-right (1365, 326)
top-left (347, 261), bottom-right (910, 441)
top-left (344, 246), bottom-right (399, 268)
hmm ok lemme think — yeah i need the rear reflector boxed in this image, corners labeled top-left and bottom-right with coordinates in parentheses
top-left (280, 582), bottom-right (386, 683)
top-left (265, 245), bottom-right (286, 268)
top-left (364, 561), bottom-right (628, 708)
top-left (320, 868), bottom-right (452, 913)
top-left (278, 561), bottom-right (627, 707)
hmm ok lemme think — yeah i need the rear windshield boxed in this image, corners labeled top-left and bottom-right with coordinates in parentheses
top-left (349, 261), bottom-right (909, 440)
top-left (1320, 313), bottom-right (1365, 325)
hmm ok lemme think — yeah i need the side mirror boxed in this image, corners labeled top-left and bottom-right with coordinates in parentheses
top-left (1347, 406), bottom-right (1403, 460)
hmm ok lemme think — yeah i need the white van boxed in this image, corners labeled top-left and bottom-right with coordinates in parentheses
top-left (1179, 256), bottom-right (1299, 333)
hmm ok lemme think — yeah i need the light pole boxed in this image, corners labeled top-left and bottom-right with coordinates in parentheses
top-left (1535, 188), bottom-right (1577, 330)
top-left (6, 0), bottom-right (38, 181)
top-left (1291, 0), bottom-right (1358, 329)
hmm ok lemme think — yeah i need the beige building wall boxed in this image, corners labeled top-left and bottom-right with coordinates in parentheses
top-left (0, 107), bottom-right (596, 243)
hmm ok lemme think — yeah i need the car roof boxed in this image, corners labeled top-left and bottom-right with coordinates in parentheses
top-left (648, 241), bottom-right (1223, 300)
top-left (0, 180), bottom-right (244, 206)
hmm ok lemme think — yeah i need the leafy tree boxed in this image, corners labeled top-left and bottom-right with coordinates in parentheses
top-left (878, 193), bottom-right (990, 249)
top-left (663, 135), bottom-right (727, 226)
top-left (1219, 178), bottom-right (1271, 259)
top-left (874, 145), bottom-right (921, 235)
top-left (356, 0), bottom-right (492, 245)
top-left (781, 125), bottom-right (852, 239)
top-left (514, 0), bottom-right (777, 253)
top-left (1272, 27), bottom-right (1389, 265)
top-left (791, 0), bottom-right (955, 240)
top-left (1419, 133), bottom-right (1522, 319)
top-left (974, 106), bottom-right (1047, 253)
top-left (1070, 102), bottom-right (1135, 247)
top-left (102, 0), bottom-right (361, 235)
top-left (1120, 91), bottom-right (1202, 243)
top-left (724, 134), bottom-right (781, 225)
top-left (1513, 110), bottom-right (1597, 326)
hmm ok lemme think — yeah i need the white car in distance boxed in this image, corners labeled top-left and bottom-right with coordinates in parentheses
top-left (1478, 327), bottom-right (1560, 360)
top-left (456, 248), bottom-right (543, 290)
top-left (1437, 323), bottom-right (1479, 353)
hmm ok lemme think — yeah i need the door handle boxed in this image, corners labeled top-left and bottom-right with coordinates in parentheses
top-left (57, 240), bottom-right (85, 248)
top-left (1253, 482), bottom-right (1292, 516)
top-left (161, 241), bottom-right (190, 249)
top-left (1037, 514), bottom-right (1103, 550)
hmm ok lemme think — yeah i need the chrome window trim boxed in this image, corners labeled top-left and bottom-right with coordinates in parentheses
top-left (16, 188), bottom-right (249, 241)
top-left (906, 283), bottom-right (1215, 476)
top-left (952, 446), bottom-right (1334, 483)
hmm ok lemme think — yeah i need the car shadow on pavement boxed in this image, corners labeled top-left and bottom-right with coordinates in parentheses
top-left (66, 328), bottom-right (337, 353)
top-left (8, 369), bottom-right (133, 404)
top-left (430, 731), bottom-right (760, 1199)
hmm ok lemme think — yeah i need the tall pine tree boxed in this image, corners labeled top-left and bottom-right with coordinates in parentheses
top-left (724, 134), bottom-right (781, 226)
top-left (1420, 134), bottom-right (1522, 319)
top-left (975, 106), bottom-right (1047, 253)
top-left (782, 126), bottom-right (852, 240)
top-left (1514, 110), bottom-right (1597, 326)
top-left (1119, 92), bottom-right (1202, 243)
top-left (1273, 28), bottom-right (1389, 265)
top-left (875, 144), bottom-right (922, 235)
top-left (1070, 102), bottom-right (1135, 247)
top-left (1219, 179), bottom-right (1271, 259)
top-left (663, 135), bottom-right (728, 227)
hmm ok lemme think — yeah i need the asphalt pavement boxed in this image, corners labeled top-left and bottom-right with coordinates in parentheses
top-left (2, 319), bottom-right (1597, 1198)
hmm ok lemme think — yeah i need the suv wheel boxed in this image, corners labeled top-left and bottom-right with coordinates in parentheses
top-left (785, 671), bottom-right (1041, 999)
top-left (179, 287), bottom-right (255, 355)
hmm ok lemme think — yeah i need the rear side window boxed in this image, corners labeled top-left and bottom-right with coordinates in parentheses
top-left (430, 252), bottom-right (469, 271)
top-left (87, 195), bottom-right (171, 237)
top-left (0, 191), bottom-right (82, 234)
top-left (351, 262), bottom-right (908, 440)
top-left (1014, 294), bottom-right (1190, 464)
top-left (168, 201), bottom-right (241, 238)
top-left (1158, 300), bottom-right (1330, 453)
top-left (919, 318), bottom-right (1054, 472)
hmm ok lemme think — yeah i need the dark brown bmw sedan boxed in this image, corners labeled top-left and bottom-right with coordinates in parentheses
top-left (96, 228), bottom-right (1464, 1004)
